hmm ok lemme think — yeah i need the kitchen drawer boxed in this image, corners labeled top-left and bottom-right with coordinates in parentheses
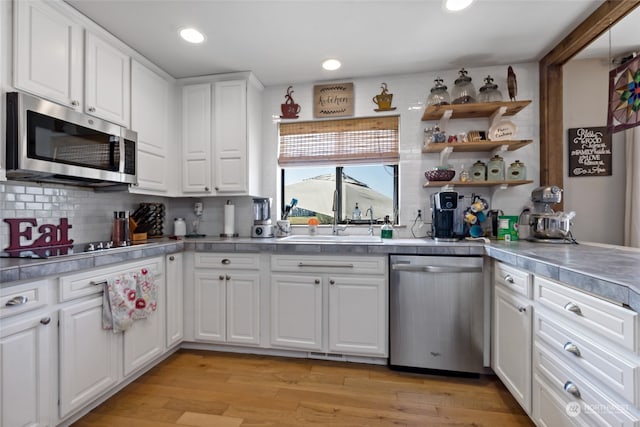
top-left (532, 373), bottom-right (594, 427)
top-left (494, 261), bottom-right (532, 298)
top-left (534, 341), bottom-right (640, 427)
top-left (534, 275), bottom-right (638, 353)
top-left (535, 311), bottom-right (639, 406)
top-left (271, 255), bottom-right (386, 275)
top-left (0, 280), bottom-right (50, 319)
top-left (195, 253), bottom-right (260, 270)
top-left (59, 257), bottom-right (163, 302)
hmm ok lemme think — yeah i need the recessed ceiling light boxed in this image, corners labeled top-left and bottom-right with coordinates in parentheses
top-left (179, 28), bottom-right (205, 44)
top-left (444, 0), bottom-right (474, 12)
top-left (322, 59), bottom-right (341, 71)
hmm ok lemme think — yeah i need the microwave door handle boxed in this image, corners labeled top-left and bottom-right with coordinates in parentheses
top-left (117, 135), bottom-right (125, 173)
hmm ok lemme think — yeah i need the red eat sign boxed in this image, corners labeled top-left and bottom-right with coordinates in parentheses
top-left (3, 218), bottom-right (73, 251)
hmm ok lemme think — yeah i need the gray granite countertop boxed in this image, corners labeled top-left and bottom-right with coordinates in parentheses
top-left (3, 236), bottom-right (639, 312)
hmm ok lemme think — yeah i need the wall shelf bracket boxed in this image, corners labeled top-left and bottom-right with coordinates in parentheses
top-left (438, 109), bottom-right (453, 133)
top-left (489, 106), bottom-right (508, 128)
top-left (491, 144), bottom-right (509, 157)
top-left (439, 146), bottom-right (454, 165)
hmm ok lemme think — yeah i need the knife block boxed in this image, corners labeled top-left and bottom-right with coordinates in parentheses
top-left (129, 218), bottom-right (148, 242)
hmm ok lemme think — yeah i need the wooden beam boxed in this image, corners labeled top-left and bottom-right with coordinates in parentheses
top-left (539, 0), bottom-right (640, 208)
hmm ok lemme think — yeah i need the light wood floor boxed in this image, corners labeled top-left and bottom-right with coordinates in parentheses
top-left (73, 349), bottom-right (534, 427)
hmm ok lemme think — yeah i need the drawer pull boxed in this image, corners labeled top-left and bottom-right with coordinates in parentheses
top-left (564, 302), bottom-right (582, 315)
top-left (40, 317), bottom-right (51, 325)
top-left (299, 263), bottom-right (354, 269)
top-left (5, 295), bottom-right (28, 306)
top-left (563, 342), bottom-right (581, 357)
top-left (564, 381), bottom-right (581, 398)
top-left (517, 305), bottom-right (527, 313)
top-left (90, 281), bottom-right (107, 287)
top-left (504, 274), bottom-right (515, 284)
top-left (221, 259), bottom-right (231, 265)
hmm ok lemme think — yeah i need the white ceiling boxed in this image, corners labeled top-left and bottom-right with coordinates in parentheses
top-left (64, 0), bottom-right (638, 87)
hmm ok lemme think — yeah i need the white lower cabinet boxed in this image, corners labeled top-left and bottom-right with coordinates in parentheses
top-left (166, 253), bottom-right (184, 348)
top-left (492, 261), bottom-right (533, 414)
top-left (193, 253), bottom-right (261, 345)
top-left (270, 255), bottom-right (388, 357)
top-left (59, 296), bottom-right (120, 418)
top-left (0, 280), bottom-right (54, 427)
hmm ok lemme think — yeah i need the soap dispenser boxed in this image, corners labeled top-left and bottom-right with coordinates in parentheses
top-left (381, 215), bottom-right (393, 239)
top-left (353, 203), bottom-right (361, 220)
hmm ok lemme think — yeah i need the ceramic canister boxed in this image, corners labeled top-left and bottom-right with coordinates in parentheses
top-left (470, 161), bottom-right (487, 181)
top-left (507, 160), bottom-right (526, 180)
top-left (487, 155), bottom-right (505, 181)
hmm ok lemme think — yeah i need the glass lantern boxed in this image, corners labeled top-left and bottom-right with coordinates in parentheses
top-left (478, 75), bottom-right (504, 103)
top-left (451, 68), bottom-right (477, 104)
top-left (426, 78), bottom-right (451, 106)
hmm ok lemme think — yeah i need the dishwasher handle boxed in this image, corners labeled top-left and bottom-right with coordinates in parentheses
top-left (391, 263), bottom-right (482, 273)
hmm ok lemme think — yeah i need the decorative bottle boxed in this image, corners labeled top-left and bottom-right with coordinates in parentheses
top-left (353, 203), bottom-right (361, 220)
top-left (381, 215), bottom-right (394, 239)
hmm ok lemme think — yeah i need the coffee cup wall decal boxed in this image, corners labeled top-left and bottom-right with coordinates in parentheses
top-left (372, 82), bottom-right (396, 112)
top-left (280, 86), bottom-right (301, 119)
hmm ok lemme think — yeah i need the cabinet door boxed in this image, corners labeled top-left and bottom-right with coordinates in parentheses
top-left (182, 84), bottom-right (213, 194)
top-left (0, 313), bottom-right (53, 427)
top-left (166, 253), bottom-right (184, 348)
top-left (194, 271), bottom-right (226, 342)
top-left (328, 275), bottom-right (387, 356)
top-left (14, 0), bottom-right (83, 109)
top-left (131, 60), bottom-right (170, 193)
top-left (493, 285), bottom-right (532, 414)
top-left (123, 278), bottom-right (164, 377)
top-left (59, 296), bottom-right (120, 418)
top-left (226, 272), bottom-right (260, 345)
top-left (213, 80), bottom-right (247, 193)
top-left (271, 274), bottom-right (322, 351)
top-left (84, 31), bottom-right (131, 126)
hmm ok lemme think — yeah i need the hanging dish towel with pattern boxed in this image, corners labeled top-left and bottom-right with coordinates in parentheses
top-left (102, 267), bottom-right (157, 332)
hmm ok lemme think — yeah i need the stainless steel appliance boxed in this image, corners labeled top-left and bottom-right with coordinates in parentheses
top-left (431, 191), bottom-right (459, 241)
top-left (519, 186), bottom-right (576, 242)
top-left (5, 92), bottom-right (137, 187)
top-left (251, 197), bottom-right (274, 238)
top-left (390, 255), bottom-right (488, 374)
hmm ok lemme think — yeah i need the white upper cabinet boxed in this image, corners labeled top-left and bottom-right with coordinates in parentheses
top-left (182, 84), bottom-right (213, 194)
top-left (84, 31), bottom-right (131, 127)
top-left (131, 59), bottom-right (171, 193)
top-left (14, 0), bottom-right (83, 109)
top-left (14, 0), bottom-right (131, 127)
top-left (214, 80), bottom-right (247, 193)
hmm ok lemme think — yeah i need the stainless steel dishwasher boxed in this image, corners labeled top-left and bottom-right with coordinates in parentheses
top-left (389, 255), bottom-right (488, 374)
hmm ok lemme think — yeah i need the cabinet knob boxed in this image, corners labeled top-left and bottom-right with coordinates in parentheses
top-left (221, 259), bottom-right (231, 265)
top-left (169, 255), bottom-right (175, 261)
top-left (204, 187), bottom-right (210, 192)
top-left (329, 279), bottom-right (335, 285)
top-left (504, 274), bottom-right (514, 284)
top-left (40, 317), bottom-right (51, 325)
top-left (88, 106), bottom-right (96, 112)
top-left (563, 342), bottom-right (581, 357)
top-left (563, 302), bottom-right (582, 316)
top-left (517, 305), bottom-right (527, 313)
top-left (215, 187), bottom-right (219, 191)
top-left (563, 381), bottom-right (581, 398)
top-left (314, 279), bottom-right (320, 285)
top-left (226, 275), bottom-right (231, 281)
top-left (71, 100), bottom-right (79, 107)
top-left (5, 295), bottom-right (28, 306)
top-left (219, 275), bottom-right (225, 280)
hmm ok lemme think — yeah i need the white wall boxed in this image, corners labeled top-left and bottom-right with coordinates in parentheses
top-left (563, 58), bottom-right (626, 245)
top-left (261, 63), bottom-right (540, 236)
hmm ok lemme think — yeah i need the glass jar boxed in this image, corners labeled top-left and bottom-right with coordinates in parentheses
top-left (451, 68), bottom-right (477, 104)
top-left (470, 160), bottom-right (487, 181)
top-left (507, 160), bottom-right (527, 180)
top-left (478, 75), bottom-right (503, 103)
top-left (426, 78), bottom-right (450, 106)
top-left (487, 155), bottom-right (505, 181)
top-left (459, 164), bottom-right (470, 182)
top-left (174, 218), bottom-right (186, 236)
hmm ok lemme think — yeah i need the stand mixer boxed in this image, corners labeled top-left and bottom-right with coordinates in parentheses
top-left (519, 186), bottom-right (576, 243)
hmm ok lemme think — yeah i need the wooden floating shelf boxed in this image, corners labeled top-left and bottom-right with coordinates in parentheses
top-left (423, 179), bottom-right (533, 188)
top-left (422, 140), bottom-right (533, 153)
top-left (421, 100), bottom-right (532, 121)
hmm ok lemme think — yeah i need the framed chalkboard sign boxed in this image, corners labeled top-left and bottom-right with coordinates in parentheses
top-left (568, 126), bottom-right (612, 177)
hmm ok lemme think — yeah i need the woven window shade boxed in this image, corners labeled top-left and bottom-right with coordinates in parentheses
top-left (279, 115), bottom-right (399, 166)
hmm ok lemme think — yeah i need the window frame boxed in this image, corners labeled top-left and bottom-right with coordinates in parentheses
top-left (280, 164), bottom-right (399, 225)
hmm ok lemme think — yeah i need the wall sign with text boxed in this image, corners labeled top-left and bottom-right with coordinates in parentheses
top-left (313, 82), bottom-right (354, 118)
top-left (568, 126), bottom-right (612, 177)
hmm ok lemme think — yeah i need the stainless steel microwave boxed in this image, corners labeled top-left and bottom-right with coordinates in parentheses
top-left (5, 92), bottom-right (137, 187)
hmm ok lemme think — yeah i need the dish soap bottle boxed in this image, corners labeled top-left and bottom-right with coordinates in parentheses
top-left (353, 203), bottom-right (361, 220)
top-left (381, 215), bottom-right (393, 239)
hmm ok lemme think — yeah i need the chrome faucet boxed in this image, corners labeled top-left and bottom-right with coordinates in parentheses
top-left (331, 189), bottom-right (348, 235)
top-left (365, 206), bottom-right (374, 236)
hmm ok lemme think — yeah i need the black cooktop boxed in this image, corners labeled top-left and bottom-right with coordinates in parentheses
top-left (1, 241), bottom-right (128, 259)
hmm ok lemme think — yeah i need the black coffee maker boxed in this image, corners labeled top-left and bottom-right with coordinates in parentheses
top-left (431, 191), bottom-right (459, 241)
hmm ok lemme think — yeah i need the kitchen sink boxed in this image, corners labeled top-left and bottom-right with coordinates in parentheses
top-left (279, 235), bottom-right (383, 243)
